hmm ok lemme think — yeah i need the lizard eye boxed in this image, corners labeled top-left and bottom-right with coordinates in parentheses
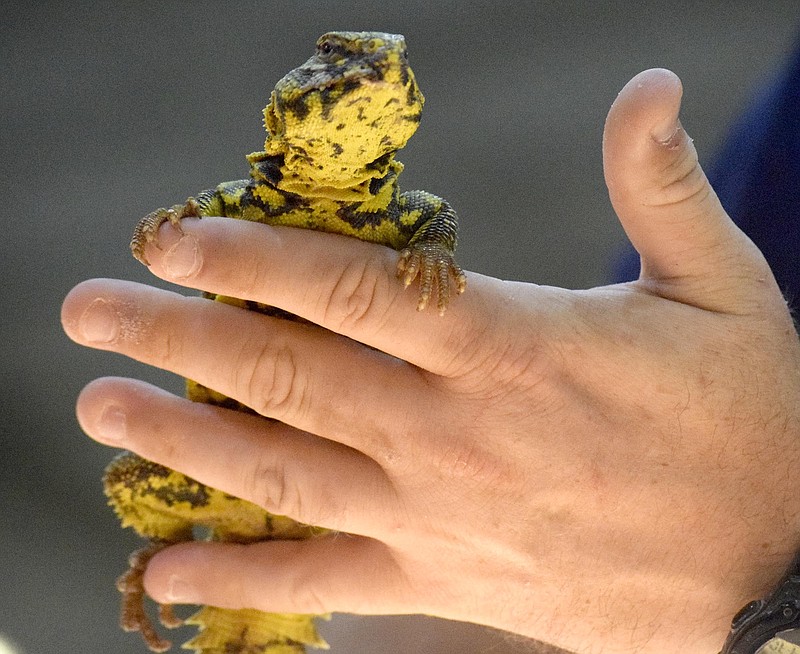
top-left (318, 39), bottom-right (335, 56)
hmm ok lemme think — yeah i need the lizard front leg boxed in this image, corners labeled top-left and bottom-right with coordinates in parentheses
top-left (130, 198), bottom-right (202, 266)
top-left (131, 181), bottom-right (250, 266)
top-left (397, 191), bottom-right (467, 315)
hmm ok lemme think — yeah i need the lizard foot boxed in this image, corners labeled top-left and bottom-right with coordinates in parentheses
top-left (131, 197), bottom-right (201, 265)
top-left (117, 541), bottom-right (182, 653)
top-left (397, 243), bottom-right (467, 315)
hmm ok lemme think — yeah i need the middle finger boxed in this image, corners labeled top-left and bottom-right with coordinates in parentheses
top-left (61, 277), bottom-right (437, 459)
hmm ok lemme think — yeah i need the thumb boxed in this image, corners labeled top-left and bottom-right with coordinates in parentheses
top-left (603, 68), bottom-right (776, 314)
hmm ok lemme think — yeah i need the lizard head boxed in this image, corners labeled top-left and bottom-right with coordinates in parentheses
top-left (262, 31), bottom-right (424, 189)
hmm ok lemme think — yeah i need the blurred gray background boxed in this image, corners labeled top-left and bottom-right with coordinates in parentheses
top-left (2, 2), bottom-right (797, 653)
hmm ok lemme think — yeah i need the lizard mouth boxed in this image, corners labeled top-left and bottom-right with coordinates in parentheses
top-left (272, 56), bottom-right (414, 122)
top-left (288, 57), bottom-right (396, 97)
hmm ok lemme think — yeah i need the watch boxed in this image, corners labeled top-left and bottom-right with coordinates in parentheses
top-left (721, 552), bottom-right (800, 653)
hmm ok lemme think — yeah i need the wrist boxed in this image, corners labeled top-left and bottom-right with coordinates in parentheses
top-left (721, 551), bottom-right (800, 653)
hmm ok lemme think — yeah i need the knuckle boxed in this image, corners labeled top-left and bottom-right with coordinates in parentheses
top-left (245, 452), bottom-right (301, 519)
top-left (154, 420), bottom-right (185, 462)
top-left (432, 439), bottom-right (505, 486)
top-left (651, 145), bottom-right (710, 209)
top-left (238, 340), bottom-right (307, 419)
top-left (321, 254), bottom-right (393, 332)
top-left (152, 319), bottom-right (184, 369)
top-left (288, 575), bottom-right (329, 615)
top-left (416, 407), bottom-right (522, 491)
top-left (239, 255), bottom-right (271, 302)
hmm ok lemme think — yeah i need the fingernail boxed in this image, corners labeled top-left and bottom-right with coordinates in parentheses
top-left (78, 298), bottom-right (119, 343)
top-left (163, 233), bottom-right (202, 279)
top-left (98, 404), bottom-right (127, 443)
top-left (165, 575), bottom-right (200, 603)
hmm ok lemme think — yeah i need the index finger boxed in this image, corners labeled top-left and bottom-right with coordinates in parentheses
top-left (138, 217), bottom-right (511, 377)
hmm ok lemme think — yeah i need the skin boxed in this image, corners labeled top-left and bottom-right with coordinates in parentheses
top-left (62, 69), bottom-right (800, 654)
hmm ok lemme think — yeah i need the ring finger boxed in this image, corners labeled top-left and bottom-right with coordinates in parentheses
top-left (77, 377), bottom-right (396, 535)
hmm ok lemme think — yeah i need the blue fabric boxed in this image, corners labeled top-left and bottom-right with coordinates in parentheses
top-left (613, 41), bottom-right (800, 307)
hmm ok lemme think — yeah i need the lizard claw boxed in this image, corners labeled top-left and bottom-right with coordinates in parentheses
top-left (397, 243), bottom-right (466, 315)
top-left (130, 198), bottom-right (201, 266)
top-left (116, 541), bottom-right (181, 653)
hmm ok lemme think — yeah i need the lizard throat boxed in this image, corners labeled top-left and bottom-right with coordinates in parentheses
top-left (247, 149), bottom-right (403, 202)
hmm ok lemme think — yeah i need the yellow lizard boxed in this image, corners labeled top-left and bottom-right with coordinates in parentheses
top-left (104, 31), bottom-right (466, 653)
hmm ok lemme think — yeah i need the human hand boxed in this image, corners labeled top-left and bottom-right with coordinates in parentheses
top-left (62, 69), bottom-right (800, 654)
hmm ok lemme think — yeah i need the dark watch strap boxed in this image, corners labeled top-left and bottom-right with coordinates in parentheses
top-left (721, 551), bottom-right (800, 654)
